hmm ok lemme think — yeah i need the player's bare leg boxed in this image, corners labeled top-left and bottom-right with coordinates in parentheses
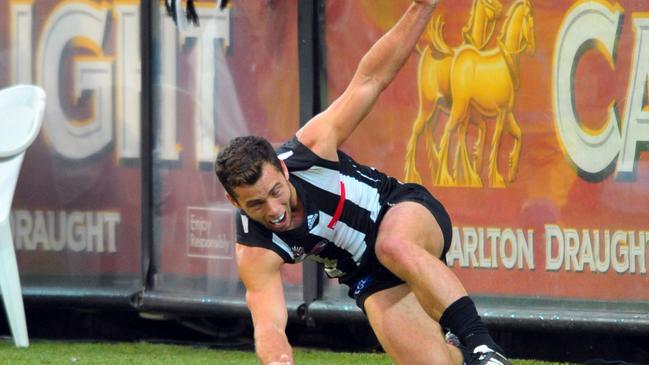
top-left (375, 202), bottom-right (466, 319)
top-left (374, 201), bottom-right (510, 364)
top-left (365, 284), bottom-right (463, 365)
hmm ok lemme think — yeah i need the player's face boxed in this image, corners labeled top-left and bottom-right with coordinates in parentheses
top-left (229, 162), bottom-right (297, 232)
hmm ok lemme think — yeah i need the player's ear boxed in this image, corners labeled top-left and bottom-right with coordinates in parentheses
top-left (280, 160), bottom-right (289, 179)
top-left (225, 192), bottom-right (240, 208)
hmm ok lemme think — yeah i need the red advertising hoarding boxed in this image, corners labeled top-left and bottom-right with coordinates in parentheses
top-left (323, 0), bottom-right (649, 302)
top-left (150, 1), bottom-right (303, 294)
top-left (1, 0), bottom-right (143, 284)
top-left (2, 0), bottom-right (647, 309)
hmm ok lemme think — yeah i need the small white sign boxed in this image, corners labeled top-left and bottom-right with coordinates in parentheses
top-left (186, 206), bottom-right (235, 259)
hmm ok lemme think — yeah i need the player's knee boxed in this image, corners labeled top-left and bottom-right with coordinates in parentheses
top-left (375, 237), bottom-right (412, 267)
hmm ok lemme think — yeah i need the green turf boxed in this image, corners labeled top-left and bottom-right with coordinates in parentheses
top-left (0, 339), bottom-right (572, 364)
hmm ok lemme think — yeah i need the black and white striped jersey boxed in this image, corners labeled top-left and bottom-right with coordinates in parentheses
top-left (235, 136), bottom-right (401, 284)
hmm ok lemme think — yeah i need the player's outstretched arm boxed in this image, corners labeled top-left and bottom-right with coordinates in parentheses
top-left (297, 0), bottom-right (440, 160)
top-left (236, 244), bottom-right (293, 365)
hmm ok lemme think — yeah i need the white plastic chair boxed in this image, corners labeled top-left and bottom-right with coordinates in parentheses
top-left (0, 85), bottom-right (46, 347)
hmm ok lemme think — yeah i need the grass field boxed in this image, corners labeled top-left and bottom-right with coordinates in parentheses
top-left (0, 339), bottom-right (572, 365)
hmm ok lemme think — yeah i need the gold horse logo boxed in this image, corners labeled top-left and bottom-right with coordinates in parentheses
top-left (404, 0), bottom-right (503, 185)
top-left (404, 0), bottom-right (535, 188)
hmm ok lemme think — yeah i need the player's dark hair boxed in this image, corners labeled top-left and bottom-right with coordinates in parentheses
top-left (215, 136), bottom-right (282, 199)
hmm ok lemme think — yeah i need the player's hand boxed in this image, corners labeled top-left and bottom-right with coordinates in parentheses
top-left (266, 354), bottom-right (292, 365)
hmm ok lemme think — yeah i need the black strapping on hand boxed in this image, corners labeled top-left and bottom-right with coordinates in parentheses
top-left (186, 0), bottom-right (199, 26)
top-left (166, 0), bottom-right (230, 28)
top-left (164, 0), bottom-right (177, 23)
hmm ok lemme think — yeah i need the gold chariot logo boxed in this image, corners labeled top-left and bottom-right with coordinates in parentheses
top-left (404, 0), bottom-right (536, 188)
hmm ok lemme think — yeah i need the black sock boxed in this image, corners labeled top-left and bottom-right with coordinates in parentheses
top-left (439, 296), bottom-right (503, 354)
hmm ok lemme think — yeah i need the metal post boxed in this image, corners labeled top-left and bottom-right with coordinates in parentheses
top-left (140, 0), bottom-right (157, 293)
top-left (297, 0), bottom-right (326, 324)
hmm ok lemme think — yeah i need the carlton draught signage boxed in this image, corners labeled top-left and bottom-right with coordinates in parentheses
top-left (1, 0), bottom-right (647, 303)
top-left (324, 0), bottom-right (649, 301)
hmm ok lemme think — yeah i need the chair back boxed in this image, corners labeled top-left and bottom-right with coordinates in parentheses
top-left (0, 85), bottom-right (46, 221)
top-left (0, 85), bottom-right (46, 157)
